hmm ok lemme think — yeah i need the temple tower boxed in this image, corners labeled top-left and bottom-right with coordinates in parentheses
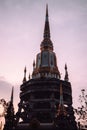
top-left (14, 6), bottom-right (77, 130)
top-left (4, 5), bottom-right (77, 130)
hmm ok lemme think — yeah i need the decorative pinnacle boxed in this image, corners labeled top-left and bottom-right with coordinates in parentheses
top-left (23, 66), bottom-right (27, 83)
top-left (64, 64), bottom-right (69, 82)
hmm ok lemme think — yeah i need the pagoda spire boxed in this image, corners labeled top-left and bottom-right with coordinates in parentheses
top-left (40, 4), bottom-right (53, 51)
top-left (44, 4), bottom-right (50, 39)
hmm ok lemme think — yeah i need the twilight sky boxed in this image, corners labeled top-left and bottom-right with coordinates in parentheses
top-left (0, 0), bottom-right (87, 112)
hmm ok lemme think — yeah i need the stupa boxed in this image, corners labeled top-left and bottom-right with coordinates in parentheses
top-left (4, 5), bottom-right (78, 130)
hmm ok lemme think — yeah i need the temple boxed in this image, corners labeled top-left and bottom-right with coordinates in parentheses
top-left (3, 5), bottom-right (77, 130)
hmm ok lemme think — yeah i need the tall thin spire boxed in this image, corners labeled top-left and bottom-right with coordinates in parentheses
top-left (44, 4), bottom-right (50, 39)
top-left (11, 86), bottom-right (14, 103)
top-left (40, 4), bottom-right (53, 51)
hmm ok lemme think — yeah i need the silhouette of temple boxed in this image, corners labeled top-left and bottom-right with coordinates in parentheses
top-left (4, 5), bottom-right (78, 130)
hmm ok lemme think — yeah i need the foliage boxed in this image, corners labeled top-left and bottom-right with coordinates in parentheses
top-left (0, 99), bottom-right (7, 117)
top-left (74, 89), bottom-right (87, 121)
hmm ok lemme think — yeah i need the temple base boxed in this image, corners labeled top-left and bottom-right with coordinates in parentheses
top-left (12, 123), bottom-right (78, 130)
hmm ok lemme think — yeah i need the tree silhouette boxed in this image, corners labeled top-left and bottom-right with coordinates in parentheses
top-left (74, 89), bottom-right (87, 121)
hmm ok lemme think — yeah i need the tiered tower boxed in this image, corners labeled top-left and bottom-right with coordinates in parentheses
top-left (15, 5), bottom-right (77, 129)
top-left (4, 5), bottom-right (77, 130)
top-left (32, 5), bottom-right (60, 79)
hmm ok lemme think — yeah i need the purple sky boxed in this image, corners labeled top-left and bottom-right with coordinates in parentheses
top-left (0, 0), bottom-right (87, 111)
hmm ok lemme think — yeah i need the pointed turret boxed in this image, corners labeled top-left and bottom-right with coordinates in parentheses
top-left (64, 64), bottom-right (69, 82)
top-left (40, 4), bottom-right (53, 51)
top-left (23, 66), bottom-right (27, 83)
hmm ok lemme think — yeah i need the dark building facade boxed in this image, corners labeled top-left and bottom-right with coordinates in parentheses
top-left (4, 5), bottom-right (77, 130)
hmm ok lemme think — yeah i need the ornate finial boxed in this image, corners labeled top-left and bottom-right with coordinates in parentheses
top-left (64, 64), bottom-right (69, 82)
top-left (11, 87), bottom-right (14, 103)
top-left (23, 66), bottom-right (27, 83)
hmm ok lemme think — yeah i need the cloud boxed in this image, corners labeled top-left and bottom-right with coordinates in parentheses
top-left (0, 78), bottom-right (12, 100)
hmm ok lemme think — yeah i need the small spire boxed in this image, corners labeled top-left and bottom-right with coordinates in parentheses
top-left (65, 64), bottom-right (67, 70)
top-left (57, 83), bottom-right (64, 115)
top-left (57, 83), bottom-right (67, 116)
top-left (64, 64), bottom-right (69, 82)
top-left (11, 87), bottom-right (14, 103)
top-left (23, 66), bottom-right (27, 83)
